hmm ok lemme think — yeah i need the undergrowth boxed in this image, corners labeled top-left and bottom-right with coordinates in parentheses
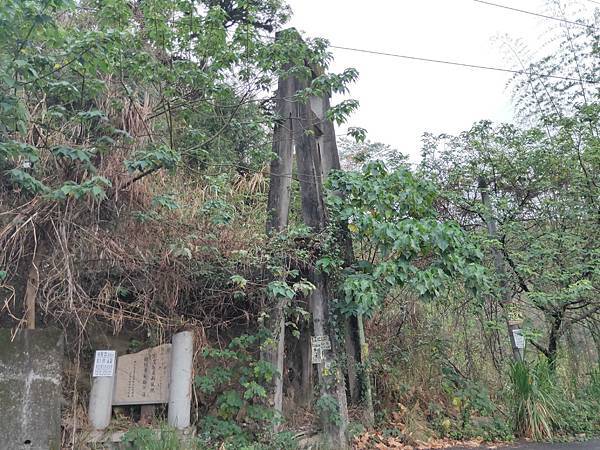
top-left (508, 360), bottom-right (600, 441)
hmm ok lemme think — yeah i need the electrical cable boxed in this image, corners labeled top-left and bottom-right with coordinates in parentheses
top-left (328, 45), bottom-right (598, 84)
top-left (472, 0), bottom-right (596, 29)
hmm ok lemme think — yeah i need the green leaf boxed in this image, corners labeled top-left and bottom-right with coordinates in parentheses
top-left (7, 169), bottom-right (49, 194)
top-left (266, 280), bottom-right (295, 300)
top-left (52, 146), bottom-right (95, 171)
top-left (230, 275), bottom-right (248, 289)
top-left (151, 194), bottom-right (180, 211)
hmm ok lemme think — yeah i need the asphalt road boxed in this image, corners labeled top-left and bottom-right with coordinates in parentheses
top-left (451, 440), bottom-right (600, 450)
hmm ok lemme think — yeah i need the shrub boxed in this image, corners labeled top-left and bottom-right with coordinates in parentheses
top-left (508, 359), bottom-right (560, 440)
top-left (123, 425), bottom-right (194, 450)
top-left (194, 333), bottom-right (298, 449)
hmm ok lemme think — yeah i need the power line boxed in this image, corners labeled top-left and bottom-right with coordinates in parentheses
top-left (329, 44), bottom-right (598, 84)
top-left (473, 0), bottom-right (596, 29)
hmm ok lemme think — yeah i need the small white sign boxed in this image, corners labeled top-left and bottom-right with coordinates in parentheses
top-left (311, 345), bottom-right (324, 364)
top-left (311, 335), bottom-right (331, 364)
top-left (312, 335), bottom-right (331, 350)
top-left (512, 329), bottom-right (526, 349)
top-left (93, 350), bottom-right (116, 377)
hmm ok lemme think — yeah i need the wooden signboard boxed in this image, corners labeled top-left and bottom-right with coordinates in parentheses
top-left (112, 344), bottom-right (171, 405)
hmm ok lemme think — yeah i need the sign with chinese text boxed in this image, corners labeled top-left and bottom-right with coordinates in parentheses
top-left (311, 335), bottom-right (331, 364)
top-left (92, 350), bottom-right (116, 377)
top-left (512, 329), bottom-right (526, 349)
top-left (507, 303), bottom-right (524, 325)
top-left (112, 344), bottom-right (171, 405)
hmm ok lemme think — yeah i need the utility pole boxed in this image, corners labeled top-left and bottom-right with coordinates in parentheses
top-left (479, 176), bottom-right (524, 362)
top-left (311, 92), bottom-right (364, 414)
top-left (294, 75), bottom-right (349, 447)
top-left (263, 32), bottom-right (350, 447)
top-left (262, 66), bottom-right (296, 428)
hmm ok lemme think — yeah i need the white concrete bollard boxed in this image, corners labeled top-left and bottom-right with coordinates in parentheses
top-left (88, 374), bottom-right (115, 430)
top-left (168, 331), bottom-right (194, 429)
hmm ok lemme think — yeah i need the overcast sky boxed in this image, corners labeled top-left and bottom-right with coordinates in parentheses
top-left (285, 0), bottom-right (596, 162)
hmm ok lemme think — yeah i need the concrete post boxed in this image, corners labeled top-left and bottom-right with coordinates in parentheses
top-left (88, 374), bottom-right (115, 430)
top-left (168, 331), bottom-right (194, 429)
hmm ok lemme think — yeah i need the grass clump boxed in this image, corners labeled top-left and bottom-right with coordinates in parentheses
top-left (509, 359), bottom-right (559, 440)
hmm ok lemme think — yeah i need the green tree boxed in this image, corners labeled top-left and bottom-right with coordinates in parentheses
top-left (421, 115), bottom-right (599, 367)
top-left (338, 136), bottom-right (407, 171)
top-left (420, 7), bottom-right (599, 367)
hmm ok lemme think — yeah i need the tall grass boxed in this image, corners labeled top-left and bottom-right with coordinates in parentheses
top-left (588, 366), bottom-right (600, 400)
top-left (508, 359), bottom-right (560, 440)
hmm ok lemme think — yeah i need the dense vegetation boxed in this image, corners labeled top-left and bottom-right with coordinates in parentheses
top-left (0, 0), bottom-right (598, 448)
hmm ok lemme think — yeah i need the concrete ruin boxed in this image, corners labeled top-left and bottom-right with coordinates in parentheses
top-left (0, 329), bottom-right (64, 450)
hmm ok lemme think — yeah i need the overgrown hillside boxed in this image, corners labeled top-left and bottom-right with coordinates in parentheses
top-left (0, 1), bottom-right (598, 449)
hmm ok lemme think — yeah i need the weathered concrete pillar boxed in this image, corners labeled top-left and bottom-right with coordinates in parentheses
top-left (167, 331), bottom-right (193, 429)
top-left (0, 329), bottom-right (63, 450)
top-left (88, 368), bottom-right (115, 430)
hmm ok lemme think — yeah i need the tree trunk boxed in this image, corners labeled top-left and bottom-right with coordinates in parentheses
top-left (479, 177), bottom-right (523, 362)
top-left (547, 308), bottom-right (565, 369)
top-left (357, 313), bottom-right (374, 427)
